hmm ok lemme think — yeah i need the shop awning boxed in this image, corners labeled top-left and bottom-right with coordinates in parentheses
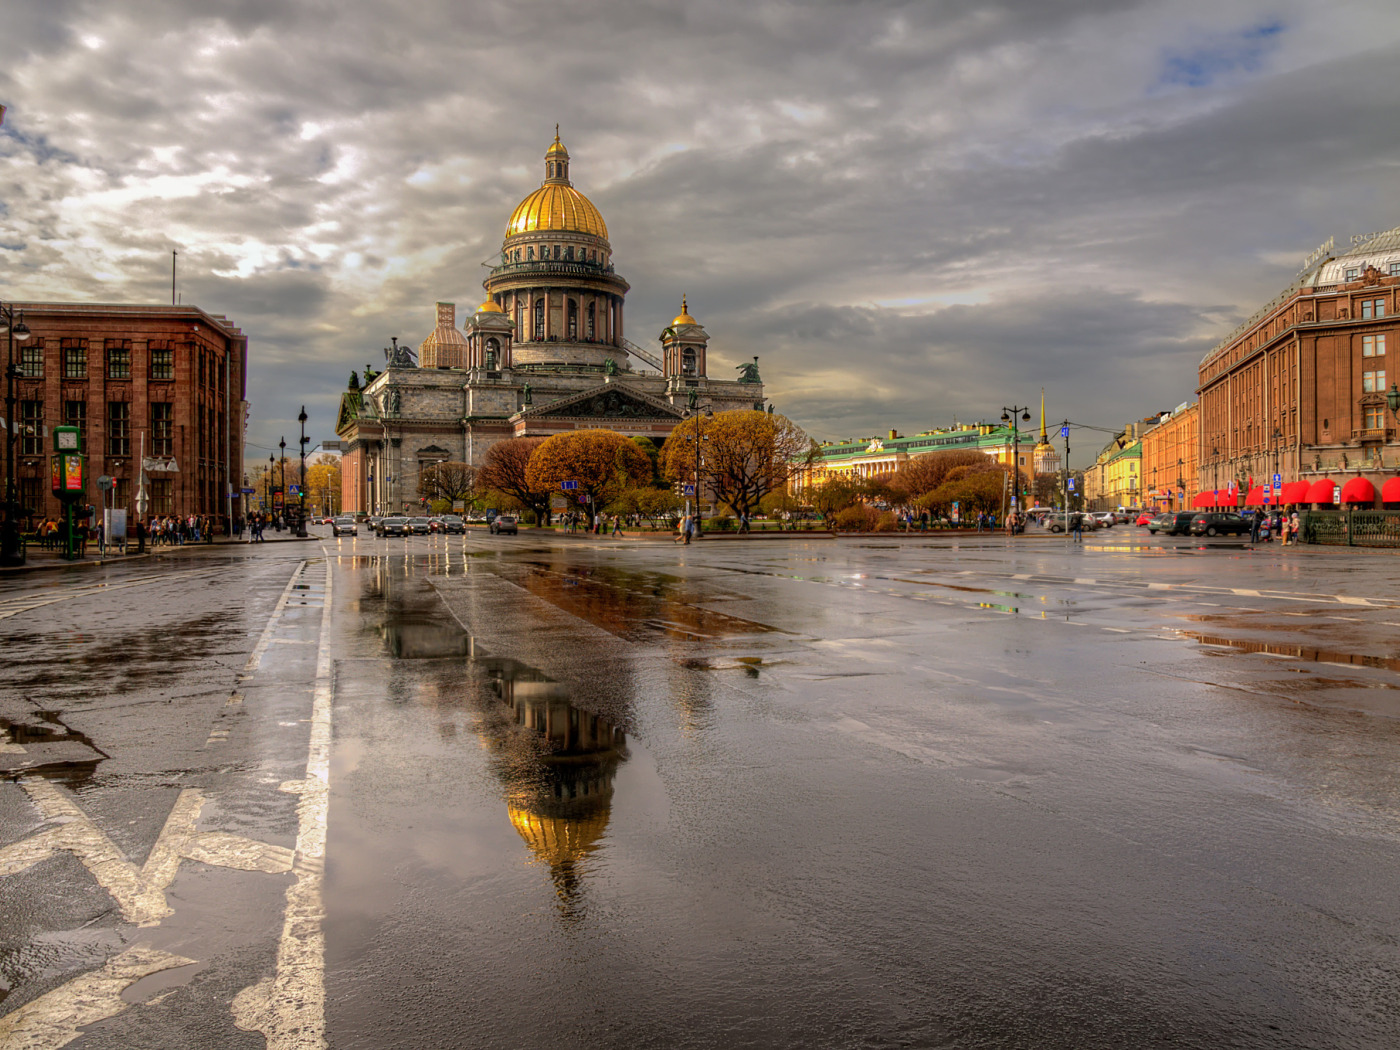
top-left (1305, 479), bottom-right (1338, 504)
top-left (1340, 477), bottom-right (1377, 504)
top-left (1382, 477), bottom-right (1400, 504)
top-left (1280, 481), bottom-right (1311, 504)
top-left (1191, 491), bottom-right (1214, 508)
top-left (1244, 486), bottom-right (1266, 506)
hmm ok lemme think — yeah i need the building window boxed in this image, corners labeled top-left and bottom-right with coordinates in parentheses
top-left (1364, 404), bottom-right (1385, 430)
top-left (484, 338), bottom-right (499, 371)
top-left (151, 479), bottom-right (174, 515)
top-left (19, 400), bottom-right (43, 455)
top-left (19, 477), bottom-right (42, 515)
top-left (682, 348), bottom-right (696, 375)
top-left (526, 246), bottom-right (534, 261)
top-left (152, 402), bottom-right (174, 456)
top-left (587, 302), bottom-right (596, 340)
top-left (20, 340), bottom-right (43, 378)
top-left (62, 339), bottom-right (87, 379)
top-left (106, 339), bottom-right (132, 378)
top-left (1360, 299), bottom-right (1386, 319)
top-left (1392, 263), bottom-right (1400, 276)
top-left (1363, 369), bottom-right (1386, 393)
top-left (114, 477), bottom-right (130, 508)
top-left (108, 401), bottom-right (131, 456)
top-left (564, 245), bottom-right (573, 261)
top-left (64, 400), bottom-right (86, 440)
top-left (1363, 334), bottom-right (1386, 357)
top-left (1346, 268), bottom-right (1359, 280)
top-left (567, 299), bottom-right (578, 340)
top-left (150, 341), bottom-right (174, 380)
top-left (533, 299), bottom-right (544, 341)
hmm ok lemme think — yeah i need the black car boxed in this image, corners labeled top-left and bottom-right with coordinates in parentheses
top-left (438, 515), bottom-right (466, 534)
top-left (407, 516), bottom-right (432, 535)
top-left (1150, 511), bottom-right (1199, 536)
top-left (1188, 512), bottom-right (1251, 537)
top-left (378, 516), bottom-right (410, 537)
top-left (489, 515), bottom-right (518, 535)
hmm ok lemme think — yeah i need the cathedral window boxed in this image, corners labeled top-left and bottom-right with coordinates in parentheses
top-left (553, 244), bottom-right (560, 260)
top-left (587, 302), bottom-right (596, 340)
top-left (533, 299), bottom-right (545, 341)
top-left (564, 245), bottom-right (573, 261)
top-left (526, 246), bottom-right (534, 261)
top-left (485, 339), bottom-right (499, 371)
top-left (682, 348), bottom-right (696, 376)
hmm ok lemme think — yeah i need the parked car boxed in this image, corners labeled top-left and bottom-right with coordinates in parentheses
top-left (407, 516), bottom-right (432, 535)
top-left (1189, 512), bottom-right (1251, 537)
top-left (1149, 511), bottom-right (1198, 536)
top-left (1134, 512), bottom-right (1155, 526)
top-left (377, 516), bottom-right (410, 537)
top-left (439, 515), bottom-right (466, 534)
top-left (331, 516), bottom-right (358, 537)
top-left (489, 515), bottom-right (518, 535)
top-left (1090, 512), bottom-right (1115, 528)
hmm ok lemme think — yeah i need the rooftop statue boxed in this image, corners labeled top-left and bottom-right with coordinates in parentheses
top-left (603, 357), bottom-right (618, 376)
top-left (736, 357), bottom-right (761, 384)
top-left (384, 336), bottom-right (417, 368)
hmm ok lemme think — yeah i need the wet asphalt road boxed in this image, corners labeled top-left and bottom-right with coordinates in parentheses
top-left (2, 528), bottom-right (1399, 1048)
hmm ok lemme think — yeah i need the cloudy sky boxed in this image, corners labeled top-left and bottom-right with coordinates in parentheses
top-left (3, 0), bottom-right (1399, 464)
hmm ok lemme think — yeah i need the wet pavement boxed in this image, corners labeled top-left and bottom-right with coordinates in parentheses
top-left (2, 528), bottom-right (1400, 1048)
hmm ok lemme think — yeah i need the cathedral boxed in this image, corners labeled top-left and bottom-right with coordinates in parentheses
top-left (337, 133), bottom-right (766, 515)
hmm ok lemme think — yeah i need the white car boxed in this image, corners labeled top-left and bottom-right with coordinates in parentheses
top-left (331, 516), bottom-right (358, 536)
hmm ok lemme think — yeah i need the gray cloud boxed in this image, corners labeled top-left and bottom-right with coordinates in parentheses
top-left (1, 0), bottom-right (1398, 463)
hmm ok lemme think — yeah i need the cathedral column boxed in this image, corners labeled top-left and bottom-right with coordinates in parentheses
top-left (544, 288), bottom-right (553, 341)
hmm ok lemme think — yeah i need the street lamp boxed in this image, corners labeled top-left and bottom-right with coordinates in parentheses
top-left (1387, 382), bottom-right (1400, 423)
top-left (1001, 405), bottom-right (1032, 515)
top-left (279, 437), bottom-right (286, 528)
top-left (681, 402), bottom-right (714, 537)
top-left (296, 406), bottom-right (309, 538)
top-left (1, 301), bottom-right (33, 566)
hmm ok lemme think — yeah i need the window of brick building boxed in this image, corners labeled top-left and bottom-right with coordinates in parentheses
top-left (114, 477), bottom-right (131, 507)
top-left (19, 477), bottom-right (42, 515)
top-left (1363, 334), bottom-right (1386, 357)
top-left (1392, 263), bottom-right (1400, 276)
top-left (63, 400), bottom-right (86, 441)
top-left (1362, 369), bottom-right (1386, 393)
top-left (20, 340), bottom-right (43, 378)
top-left (108, 401), bottom-right (131, 456)
top-left (20, 401), bottom-right (43, 455)
top-left (62, 339), bottom-right (87, 379)
top-left (152, 402), bottom-right (174, 456)
top-left (152, 479), bottom-right (174, 515)
top-left (1364, 405), bottom-right (1385, 430)
top-left (150, 341), bottom-right (174, 380)
top-left (106, 340), bottom-right (132, 378)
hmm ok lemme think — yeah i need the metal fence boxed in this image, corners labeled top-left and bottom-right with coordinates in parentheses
top-left (1301, 510), bottom-right (1400, 547)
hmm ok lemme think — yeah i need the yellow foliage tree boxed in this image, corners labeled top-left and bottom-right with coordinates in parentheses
top-left (661, 410), bottom-right (811, 521)
top-left (305, 455), bottom-right (342, 516)
top-left (525, 430), bottom-right (652, 515)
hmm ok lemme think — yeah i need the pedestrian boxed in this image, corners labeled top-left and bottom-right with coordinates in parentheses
top-left (1289, 510), bottom-right (1301, 545)
top-left (1249, 509), bottom-right (1262, 544)
top-left (611, 515), bottom-right (622, 537)
top-left (1071, 510), bottom-right (1083, 541)
top-left (1280, 513), bottom-right (1291, 546)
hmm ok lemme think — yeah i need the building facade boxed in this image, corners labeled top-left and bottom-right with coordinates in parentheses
top-left (337, 135), bottom-right (765, 514)
top-left (1197, 226), bottom-right (1400, 507)
top-left (793, 422), bottom-right (1035, 494)
top-left (1, 303), bottom-right (247, 523)
top-left (1139, 402), bottom-right (1199, 511)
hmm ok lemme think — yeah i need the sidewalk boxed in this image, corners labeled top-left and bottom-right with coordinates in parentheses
top-left (0, 533), bottom-right (315, 574)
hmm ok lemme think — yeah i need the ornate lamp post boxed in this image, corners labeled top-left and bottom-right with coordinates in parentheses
top-left (278, 437), bottom-right (286, 529)
top-left (1001, 405), bottom-right (1032, 514)
top-left (1, 302), bottom-right (33, 566)
top-left (296, 406), bottom-right (309, 537)
top-left (681, 399), bottom-right (714, 538)
top-left (1387, 383), bottom-right (1400, 425)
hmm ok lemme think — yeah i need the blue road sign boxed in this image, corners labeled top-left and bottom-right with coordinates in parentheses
top-left (1068, 479), bottom-right (1075, 491)
top-left (682, 484), bottom-right (695, 496)
top-left (561, 480), bottom-right (578, 491)
top-left (1273, 473), bottom-right (1282, 485)
top-left (241, 487), bottom-right (255, 494)
top-left (1060, 425), bottom-right (1069, 438)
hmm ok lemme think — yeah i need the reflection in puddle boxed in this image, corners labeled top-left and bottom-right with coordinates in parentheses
top-left (0, 712), bottom-right (107, 786)
top-left (477, 657), bottom-right (627, 924)
top-left (1183, 631), bottom-right (1400, 673)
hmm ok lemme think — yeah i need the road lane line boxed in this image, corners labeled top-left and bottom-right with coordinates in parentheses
top-left (0, 945), bottom-right (197, 1049)
top-left (232, 559), bottom-right (334, 1050)
top-left (243, 563), bottom-right (308, 673)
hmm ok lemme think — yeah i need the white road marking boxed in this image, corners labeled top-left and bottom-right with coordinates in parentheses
top-left (243, 566), bottom-right (310, 673)
top-left (0, 779), bottom-right (293, 927)
top-left (233, 559), bottom-right (334, 1050)
top-left (0, 945), bottom-right (196, 1049)
top-left (0, 741), bottom-right (26, 754)
top-left (1102, 627), bottom-right (1131, 633)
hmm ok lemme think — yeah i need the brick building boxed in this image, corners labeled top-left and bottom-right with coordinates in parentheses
top-left (1139, 402), bottom-right (1199, 512)
top-left (2, 303), bottom-right (247, 523)
top-left (1197, 226), bottom-right (1400, 507)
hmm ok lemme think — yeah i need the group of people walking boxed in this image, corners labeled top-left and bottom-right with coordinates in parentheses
top-left (1250, 509), bottom-right (1301, 545)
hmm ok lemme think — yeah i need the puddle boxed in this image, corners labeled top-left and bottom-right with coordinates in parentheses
top-left (0, 712), bottom-right (108, 785)
top-left (1182, 632), bottom-right (1400, 674)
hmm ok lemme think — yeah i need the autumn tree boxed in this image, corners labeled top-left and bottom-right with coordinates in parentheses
top-left (479, 437), bottom-right (552, 524)
top-left (661, 410), bottom-right (811, 522)
top-left (808, 478), bottom-right (862, 526)
top-left (890, 450), bottom-right (993, 505)
top-left (304, 454), bottom-right (342, 515)
top-left (525, 430), bottom-right (652, 515)
top-left (920, 466), bottom-right (1009, 517)
top-left (418, 461), bottom-right (476, 506)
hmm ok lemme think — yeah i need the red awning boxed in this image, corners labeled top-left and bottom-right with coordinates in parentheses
top-left (1382, 477), bottom-right (1400, 504)
top-left (1191, 491), bottom-right (1214, 508)
top-left (1340, 477), bottom-right (1377, 504)
top-left (1244, 486), bottom-right (1265, 506)
top-left (1305, 479), bottom-right (1338, 504)
top-left (1281, 480), bottom-right (1310, 504)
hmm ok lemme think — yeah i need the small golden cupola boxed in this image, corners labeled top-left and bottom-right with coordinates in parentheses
top-left (462, 295), bottom-right (515, 371)
top-left (662, 296), bottom-right (709, 380)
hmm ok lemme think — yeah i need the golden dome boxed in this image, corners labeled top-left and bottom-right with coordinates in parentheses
top-left (506, 183), bottom-right (608, 239)
top-left (476, 296), bottom-right (504, 314)
top-left (545, 127), bottom-right (568, 158)
top-left (671, 295), bottom-right (697, 326)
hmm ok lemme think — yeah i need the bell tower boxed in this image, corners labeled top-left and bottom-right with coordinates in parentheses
top-left (661, 296), bottom-right (709, 379)
top-left (464, 296), bottom-right (515, 371)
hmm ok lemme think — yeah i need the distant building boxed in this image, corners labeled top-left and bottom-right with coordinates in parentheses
top-left (336, 134), bottom-right (764, 515)
top-left (1197, 225), bottom-right (1400, 507)
top-left (1140, 402), bottom-right (1199, 511)
top-left (2, 302), bottom-right (247, 522)
top-left (794, 421), bottom-right (1033, 494)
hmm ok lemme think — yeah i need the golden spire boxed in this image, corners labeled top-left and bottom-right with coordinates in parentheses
top-left (1039, 388), bottom-right (1048, 442)
top-left (672, 295), bottom-right (697, 326)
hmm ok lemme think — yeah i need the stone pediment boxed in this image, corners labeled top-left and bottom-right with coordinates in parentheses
top-left (524, 383), bottom-right (682, 421)
top-left (417, 444), bottom-right (452, 456)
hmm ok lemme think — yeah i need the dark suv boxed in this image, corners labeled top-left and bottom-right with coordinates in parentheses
top-left (378, 516), bottom-right (410, 537)
top-left (1189, 512), bottom-right (1251, 537)
top-left (438, 515), bottom-right (466, 534)
top-left (1150, 511), bottom-right (1199, 536)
